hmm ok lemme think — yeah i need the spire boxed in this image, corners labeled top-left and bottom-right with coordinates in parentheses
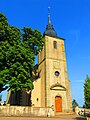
top-left (43, 7), bottom-right (57, 37)
top-left (48, 6), bottom-right (51, 25)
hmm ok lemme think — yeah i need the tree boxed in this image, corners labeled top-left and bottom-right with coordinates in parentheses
top-left (84, 75), bottom-right (90, 108)
top-left (22, 27), bottom-right (44, 55)
top-left (0, 12), bottom-right (8, 37)
top-left (0, 12), bottom-right (44, 93)
top-left (72, 99), bottom-right (78, 112)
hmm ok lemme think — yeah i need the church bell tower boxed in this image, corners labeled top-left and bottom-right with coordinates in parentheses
top-left (32, 10), bottom-right (72, 112)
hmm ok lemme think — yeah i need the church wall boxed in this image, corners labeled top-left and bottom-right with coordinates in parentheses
top-left (31, 78), bottom-right (41, 107)
top-left (45, 35), bottom-right (67, 88)
top-left (38, 60), bottom-right (46, 107)
top-left (45, 58), bottom-right (70, 112)
top-left (38, 46), bottom-right (45, 65)
top-left (66, 80), bottom-right (72, 111)
top-left (44, 35), bottom-right (72, 112)
top-left (46, 59), bottom-right (66, 86)
top-left (32, 35), bottom-right (72, 112)
top-left (45, 36), bottom-right (64, 60)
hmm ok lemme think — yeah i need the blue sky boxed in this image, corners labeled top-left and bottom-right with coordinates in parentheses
top-left (0, 0), bottom-right (90, 107)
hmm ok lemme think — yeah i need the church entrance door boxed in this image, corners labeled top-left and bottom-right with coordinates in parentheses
top-left (55, 96), bottom-right (62, 112)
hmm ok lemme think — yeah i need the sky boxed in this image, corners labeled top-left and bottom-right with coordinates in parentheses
top-left (0, 0), bottom-right (90, 107)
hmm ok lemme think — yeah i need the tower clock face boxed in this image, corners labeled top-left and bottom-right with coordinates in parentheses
top-left (55, 71), bottom-right (60, 76)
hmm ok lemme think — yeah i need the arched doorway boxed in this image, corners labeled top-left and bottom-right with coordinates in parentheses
top-left (55, 96), bottom-right (62, 112)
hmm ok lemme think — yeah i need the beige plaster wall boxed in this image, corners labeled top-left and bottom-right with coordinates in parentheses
top-left (32, 78), bottom-right (41, 107)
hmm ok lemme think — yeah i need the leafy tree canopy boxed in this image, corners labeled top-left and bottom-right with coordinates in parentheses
top-left (0, 12), bottom-right (8, 37)
top-left (84, 75), bottom-right (90, 109)
top-left (0, 12), bottom-right (44, 92)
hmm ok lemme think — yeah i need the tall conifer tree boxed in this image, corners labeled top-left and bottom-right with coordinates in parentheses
top-left (84, 75), bottom-right (90, 108)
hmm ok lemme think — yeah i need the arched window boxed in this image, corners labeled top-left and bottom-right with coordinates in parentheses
top-left (53, 41), bottom-right (57, 49)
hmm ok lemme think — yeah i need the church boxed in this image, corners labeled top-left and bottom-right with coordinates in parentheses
top-left (7, 12), bottom-right (72, 113)
top-left (31, 14), bottom-right (72, 112)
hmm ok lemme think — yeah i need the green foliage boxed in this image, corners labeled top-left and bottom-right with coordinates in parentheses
top-left (72, 99), bottom-right (78, 112)
top-left (0, 12), bottom-right (8, 37)
top-left (22, 27), bottom-right (44, 55)
top-left (0, 12), bottom-right (44, 93)
top-left (84, 75), bottom-right (90, 109)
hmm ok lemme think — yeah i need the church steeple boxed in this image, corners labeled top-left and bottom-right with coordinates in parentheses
top-left (48, 7), bottom-right (51, 24)
top-left (43, 7), bottom-right (57, 37)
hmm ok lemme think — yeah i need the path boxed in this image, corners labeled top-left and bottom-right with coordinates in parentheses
top-left (0, 114), bottom-right (86, 120)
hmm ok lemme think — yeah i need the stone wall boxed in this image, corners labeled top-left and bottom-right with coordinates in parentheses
top-left (75, 106), bottom-right (90, 116)
top-left (0, 106), bottom-right (54, 117)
